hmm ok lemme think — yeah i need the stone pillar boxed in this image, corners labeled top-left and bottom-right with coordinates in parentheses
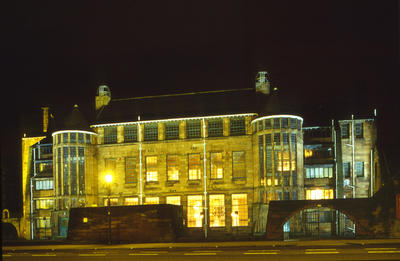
top-left (117, 126), bottom-right (124, 143)
top-left (223, 118), bottom-right (229, 136)
top-left (159, 123), bottom-right (165, 141)
top-left (179, 121), bottom-right (186, 139)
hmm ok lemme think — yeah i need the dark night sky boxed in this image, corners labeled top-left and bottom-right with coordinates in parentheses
top-left (2, 1), bottom-right (399, 215)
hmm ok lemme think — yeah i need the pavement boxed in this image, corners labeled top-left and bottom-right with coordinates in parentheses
top-left (3, 238), bottom-right (400, 251)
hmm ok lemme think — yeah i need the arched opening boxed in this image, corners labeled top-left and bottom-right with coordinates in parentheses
top-left (283, 206), bottom-right (355, 240)
top-left (2, 222), bottom-right (18, 240)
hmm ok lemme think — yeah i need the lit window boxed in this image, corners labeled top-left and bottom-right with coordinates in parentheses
top-left (187, 195), bottom-right (203, 227)
top-left (144, 197), bottom-right (159, 205)
top-left (232, 151), bottom-right (246, 179)
top-left (306, 189), bottom-right (334, 200)
top-left (267, 178), bottom-right (272, 186)
top-left (124, 197), bottom-right (138, 206)
top-left (232, 194), bottom-right (248, 227)
top-left (166, 196), bottom-right (181, 205)
top-left (36, 217), bottom-right (51, 228)
top-left (211, 152), bottom-right (223, 179)
top-left (104, 198), bottom-right (118, 206)
top-left (35, 199), bottom-right (54, 210)
top-left (35, 179), bottom-right (53, 190)
top-left (167, 155), bottom-right (179, 181)
top-left (209, 194), bottom-right (225, 227)
top-left (304, 149), bottom-right (313, 158)
top-left (146, 156), bottom-right (158, 182)
top-left (188, 154), bottom-right (201, 180)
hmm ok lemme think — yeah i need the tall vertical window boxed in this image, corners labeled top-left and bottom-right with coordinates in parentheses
top-left (144, 197), bottom-right (159, 205)
top-left (125, 157), bottom-right (137, 183)
top-left (146, 156), bottom-right (158, 182)
top-left (265, 134), bottom-right (272, 174)
top-left (70, 133), bottom-right (76, 143)
top-left (85, 134), bottom-right (91, 144)
top-left (258, 121), bottom-right (263, 131)
top-left (124, 125), bottom-right (137, 142)
top-left (290, 118), bottom-right (297, 129)
top-left (57, 148), bottom-right (61, 195)
top-left (211, 152), bottom-right (223, 179)
top-left (259, 135), bottom-right (264, 178)
top-left (229, 118), bottom-right (245, 136)
top-left (264, 119), bottom-right (271, 129)
top-left (290, 134), bottom-right (297, 171)
top-left (355, 123), bottom-right (363, 138)
top-left (186, 120), bottom-right (201, 138)
top-left (273, 118), bottom-right (280, 129)
top-left (167, 155), bottom-right (179, 181)
top-left (232, 151), bottom-right (246, 179)
top-left (78, 147), bottom-right (85, 195)
top-left (282, 118), bottom-right (288, 128)
top-left (63, 133), bottom-right (68, 143)
top-left (188, 154), bottom-right (201, 180)
top-left (104, 127), bottom-right (117, 144)
top-left (209, 194), bottom-right (225, 227)
top-left (341, 123), bottom-right (349, 138)
top-left (63, 147), bottom-right (69, 195)
top-left (187, 195), bottom-right (203, 227)
top-left (70, 147), bottom-right (77, 195)
top-left (144, 123), bottom-right (158, 141)
top-left (124, 197), bottom-right (138, 205)
top-left (232, 194), bottom-right (248, 227)
top-left (166, 196), bottom-right (181, 205)
top-left (165, 122), bottom-right (179, 140)
top-left (343, 162), bottom-right (350, 178)
top-left (78, 133), bottom-right (84, 144)
top-left (356, 162), bottom-right (364, 177)
top-left (208, 119), bottom-right (223, 137)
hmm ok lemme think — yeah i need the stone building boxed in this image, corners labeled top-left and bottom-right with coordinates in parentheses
top-left (15, 71), bottom-right (381, 240)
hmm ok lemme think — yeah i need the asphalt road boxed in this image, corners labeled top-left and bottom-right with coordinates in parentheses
top-left (3, 240), bottom-right (400, 261)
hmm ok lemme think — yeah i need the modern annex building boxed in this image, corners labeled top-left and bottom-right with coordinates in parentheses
top-left (16, 72), bottom-right (381, 240)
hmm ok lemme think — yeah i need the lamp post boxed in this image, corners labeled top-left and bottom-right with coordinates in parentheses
top-left (105, 174), bottom-right (113, 245)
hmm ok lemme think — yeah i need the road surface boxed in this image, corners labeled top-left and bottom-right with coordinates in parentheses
top-left (3, 239), bottom-right (400, 260)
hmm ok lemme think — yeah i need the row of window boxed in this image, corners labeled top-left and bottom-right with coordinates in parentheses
top-left (254, 117), bottom-right (302, 133)
top-left (261, 173), bottom-right (298, 187)
top-left (305, 165), bottom-right (333, 179)
top-left (103, 118), bottom-right (246, 144)
top-left (104, 194), bottom-right (248, 227)
top-left (106, 151), bottom-right (246, 184)
top-left (265, 190), bottom-right (298, 202)
top-left (54, 133), bottom-right (92, 145)
top-left (306, 189), bottom-right (334, 200)
top-left (35, 199), bottom-right (54, 210)
top-left (35, 179), bottom-right (54, 190)
top-left (341, 122), bottom-right (364, 138)
top-left (343, 162), bottom-right (364, 178)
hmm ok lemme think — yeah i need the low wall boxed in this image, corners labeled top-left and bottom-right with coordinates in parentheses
top-left (67, 204), bottom-right (183, 243)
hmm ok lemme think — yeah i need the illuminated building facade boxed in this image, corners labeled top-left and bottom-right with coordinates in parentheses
top-left (18, 71), bottom-right (380, 240)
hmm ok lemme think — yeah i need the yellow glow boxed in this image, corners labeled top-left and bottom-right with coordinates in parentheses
top-left (277, 152), bottom-right (292, 171)
top-left (83, 217), bottom-right (88, 223)
top-left (305, 149), bottom-right (313, 158)
top-left (105, 174), bottom-right (113, 183)
top-left (267, 179), bottom-right (272, 186)
top-left (306, 189), bottom-right (334, 200)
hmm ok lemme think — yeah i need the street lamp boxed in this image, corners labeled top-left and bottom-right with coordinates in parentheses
top-left (105, 174), bottom-right (113, 244)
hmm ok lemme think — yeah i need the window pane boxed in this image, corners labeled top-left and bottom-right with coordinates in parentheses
top-left (104, 127), bottom-right (117, 144)
top-left (355, 123), bottom-right (363, 138)
top-left (186, 120), bottom-right (201, 138)
top-left (104, 198), bottom-right (118, 206)
top-left (188, 154), bottom-right (201, 180)
top-left (232, 151), bottom-right (245, 178)
top-left (124, 197), bottom-right (138, 205)
top-left (144, 197), bottom-right (159, 205)
top-left (208, 119), bottom-right (223, 137)
top-left (146, 156), bottom-right (158, 182)
top-left (273, 118), bottom-right (280, 129)
top-left (125, 157), bottom-right (137, 183)
top-left (165, 122), bottom-right (179, 140)
top-left (211, 152), bottom-right (223, 179)
top-left (144, 123), bottom-right (158, 141)
top-left (341, 123), bottom-right (349, 138)
top-left (209, 194), bottom-right (225, 227)
top-left (124, 125), bottom-right (137, 142)
top-left (187, 195), bottom-right (203, 227)
top-left (167, 155), bottom-right (179, 181)
top-left (356, 162), bottom-right (364, 177)
top-left (166, 196), bottom-right (181, 205)
top-left (232, 194), bottom-right (248, 226)
top-left (230, 118), bottom-right (245, 136)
